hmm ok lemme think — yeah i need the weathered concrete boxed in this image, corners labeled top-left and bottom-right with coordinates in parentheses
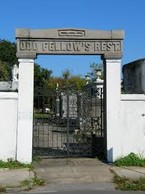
top-left (1, 159), bottom-right (145, 192)
top-left (123, 58), bottom-right (145, 94)
top-left (27, 183), bottom-right (115, 193)
top-left (33, 158), bottom-right (114, 185)
top-left (111, 166), bottom-right (145, 180)
top-left (0, 168), bottom-right (34, 187)
top-left (16, 28), bottom-right (124, 39)
top-left (16, 28), bottom-right (124, 58)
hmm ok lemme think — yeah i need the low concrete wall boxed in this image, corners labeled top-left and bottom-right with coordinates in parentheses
top-left (117, 94), bottom-right (145, 159)
top-left (0, 92), bottom-right (18, 161)
top-left (1, 92), bottom-right (145, 163)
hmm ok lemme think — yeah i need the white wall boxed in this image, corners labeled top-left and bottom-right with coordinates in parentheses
top-left (113, 94), bottom-right (145, 160)
top-left (1, 91), bottom-right (145, 163)
top-left (0, 92), bottom-right (18, 161)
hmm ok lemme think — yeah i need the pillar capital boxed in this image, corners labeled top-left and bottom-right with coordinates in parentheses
top-left (16, 52), bottom-right (36, 60)
top-left (18, 58), bottom-right (35, 63)
top-left (102, 53), bottom-right (122, 61)
top-left (104, 59), bottom-right (122, 64)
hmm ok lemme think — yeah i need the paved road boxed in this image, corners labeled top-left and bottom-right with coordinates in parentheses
top-left (22, 190), bottom-right (144, 194)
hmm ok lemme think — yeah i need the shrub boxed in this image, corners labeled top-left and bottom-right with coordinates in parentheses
top-left (114, 153), bottom-right (145, 167)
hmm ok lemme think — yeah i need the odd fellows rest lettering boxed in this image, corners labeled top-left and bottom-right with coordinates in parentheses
top-left (19, 40), bottom-right (121, 54)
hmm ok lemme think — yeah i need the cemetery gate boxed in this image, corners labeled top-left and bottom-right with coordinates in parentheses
top-left (15, 28), bottom-right (124, 163)
top-left (33, 83), bottom-right (104, 158)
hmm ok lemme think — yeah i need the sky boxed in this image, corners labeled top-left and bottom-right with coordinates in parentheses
top-left (1, 0), bottom-right (145, 77)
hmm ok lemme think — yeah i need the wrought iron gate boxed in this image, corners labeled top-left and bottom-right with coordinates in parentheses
top-left (33, 83), bottom-right (104, 158)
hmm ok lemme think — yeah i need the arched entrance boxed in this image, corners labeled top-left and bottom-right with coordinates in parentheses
top-left (16, 28), bottom-right (124, 163)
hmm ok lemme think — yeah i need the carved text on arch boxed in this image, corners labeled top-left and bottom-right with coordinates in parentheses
top-left (58, 30), bottom-right (85, 37)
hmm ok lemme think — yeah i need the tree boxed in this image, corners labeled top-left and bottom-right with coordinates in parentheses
top-left (0, 60), bottom-right (11, 81)
top-left (62, 69), bottom-right (71, 80)
top-left (46, 69), bottom-right (86, 91)
top-left (0, 39), bottom-right (17, 65)
top-left (68, 75), bottom-right (86, 90)
top-left (86, 63), bottom-right (104, 82)
top-left (34, 63), bottom-right (52, 89)
top-left (0, 39), bottom-right (18, 80)
top-left (34, 64), bottom-right (52, 110)
top-left (0, 39), bottom-right (52, 84)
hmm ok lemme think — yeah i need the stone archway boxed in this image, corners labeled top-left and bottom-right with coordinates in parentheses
top-left (16, 28), bottom-right (124, 163)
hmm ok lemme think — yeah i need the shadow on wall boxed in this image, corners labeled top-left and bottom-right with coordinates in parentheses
top-left (107, 147), bottom-right (113, 163)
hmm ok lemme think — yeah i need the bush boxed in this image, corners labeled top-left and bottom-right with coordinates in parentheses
top-left (114, 153), bottom-right (145, 167)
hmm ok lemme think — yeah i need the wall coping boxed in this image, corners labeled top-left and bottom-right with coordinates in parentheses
top-left (0, 92), bottom-right (18, 100)
top-left (121, 94), bottom-right (145, 101)
top-left (16, 28), bottom-right (124, 39)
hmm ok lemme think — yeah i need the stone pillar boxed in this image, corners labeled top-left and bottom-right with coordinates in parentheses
top-left (103, 57), bottom-right (122, 162)
top-left (17, 58), bottom-right (34, 163)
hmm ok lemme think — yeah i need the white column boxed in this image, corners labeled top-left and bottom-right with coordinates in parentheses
top-left (105, 59), bottom-right (121, 162)
top-left (17, 59), bottom-right (34, 163)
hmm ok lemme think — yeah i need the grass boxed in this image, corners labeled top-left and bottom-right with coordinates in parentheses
top-left (21, 176), bottom-right (45, 191)
top-left (0, 158), bottom-right (45, 191)
top-left (32, 156), bottom-right (42, 162)
top-left (0, 186), bottom-right (6, 193)
top-left (113, 153), bottom-right (145, 191)
top-left (34, 113), bottom-right (50, 119)
top-left (114, 175), bottom-right (145, 191)
top-left (0, 158), bottom-right (32, 169)
top-left (114, 152), bottom-right (145, 167)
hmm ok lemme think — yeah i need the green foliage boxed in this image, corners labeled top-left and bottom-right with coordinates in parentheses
top-left (0, 158), bottom-right (32, 169)
top-left (46, 69), bottom-right (86, 91)
top-left (0, 39), bottom-right (17, 81)
top-left (34, 64), bottom-right (52, 110)
top-left (0, 60), bottom-right (11, 81)
top-left (46, 77), bottom-right (63, 90)
top-left (32, 156), bottom-right (42, 162)
top-left (68, 75), bottom-right (86, 90)
top-left (62, 69), bottom-right (71, 80)
top-left (34, 63), bottom-right (52, 87)
top-left (0, 186), bottom-right (6, 192)
top-left (90, 62), bottom-right (103, 70)
top-left (0, 39), bottom-right (17, 65)
top-left (21, 176), bottom-right (45, 191)
top-left (114, 175), bottom-right (145, 191)
top-left (0, 39), bottom-right (52, 84)
top-left (114, 153), bottom-right (145, 167)
top-left (34, 113), bottom-right (50, 119)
